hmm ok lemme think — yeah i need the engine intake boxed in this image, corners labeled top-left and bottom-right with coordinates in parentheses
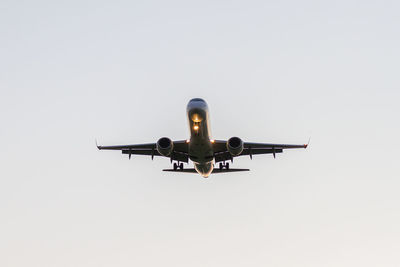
top-left (157, 137), bottom-right (174, 157)
top-left (227, 137), bottom-right (244, 156)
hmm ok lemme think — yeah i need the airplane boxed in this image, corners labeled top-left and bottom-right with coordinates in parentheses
top-left (97, 98), bottom-right (308, 178)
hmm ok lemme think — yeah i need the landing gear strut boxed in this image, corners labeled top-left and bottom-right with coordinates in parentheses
top-left (219, 162), bottom-right (230, 170)
top-left (173, 162), bottom-right (184, 170)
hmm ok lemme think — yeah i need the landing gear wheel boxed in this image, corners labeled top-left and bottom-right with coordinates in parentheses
top-left (173, 163), bottom-right (178, 170)
top-left (225, 162), bottom-right (230, 170)
top-left (179, 163), bottom-right (184, 170)
top-left (219, 163), bottom-right (223, 170)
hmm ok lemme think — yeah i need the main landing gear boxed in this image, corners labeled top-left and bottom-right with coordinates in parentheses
top-left (173, 162), bottom-right (184, 170)
top-left (219, 162), bottom-right (230, 170)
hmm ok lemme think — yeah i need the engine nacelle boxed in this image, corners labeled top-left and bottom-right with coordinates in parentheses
top-left (157, 137), bottom-right (174, 157)
top-left (227, 137), bottom-right (244, 156)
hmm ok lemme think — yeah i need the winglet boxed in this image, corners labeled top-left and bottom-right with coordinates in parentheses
top-left (304, 137), bottom-right (311, 148)
top-left (96, 139), bottom-right (101, 150)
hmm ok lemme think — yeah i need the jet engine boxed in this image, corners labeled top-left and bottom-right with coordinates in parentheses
top-left (157, 137), bottom-right (174, 157)
top-left (227, 137), bottom-right (244, 156)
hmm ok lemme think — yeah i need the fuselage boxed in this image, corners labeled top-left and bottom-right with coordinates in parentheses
top-left (186, 98), bottom-right (214, 177)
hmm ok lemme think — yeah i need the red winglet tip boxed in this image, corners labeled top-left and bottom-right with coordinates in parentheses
top-left (305, 137), bottom-right (311, 148)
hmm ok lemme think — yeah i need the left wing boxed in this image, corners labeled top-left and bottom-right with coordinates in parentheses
top-left (212, 140), bottom-right (308, 163)
top-left (97, 140), bottom-right (189, 162)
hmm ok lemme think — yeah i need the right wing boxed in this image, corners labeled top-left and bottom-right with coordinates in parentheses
top-left (97, 140), bottom-right (189, 162)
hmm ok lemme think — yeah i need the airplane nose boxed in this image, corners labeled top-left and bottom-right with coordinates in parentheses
top-left (187, 98), bottom-right (209, 122)
top-left (187, 98), bottom-right (207, 110)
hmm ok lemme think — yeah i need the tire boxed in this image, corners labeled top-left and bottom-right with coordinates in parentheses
top-left (173, 163), bottom-right (178, 170)
top-left (225, 162), bottom-right (230, 169)
top-left (219, 163), bottom-right (223, 170)
top-left (180, 163), bottom-right (184, 169)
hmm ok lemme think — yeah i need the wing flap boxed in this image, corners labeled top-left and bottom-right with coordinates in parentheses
top-left (97, 140), bottom-right (189, 152)
top-left (97, 140), bottom-right (189, 161)
top-left (241, 148), bottom-right (283, 155)
top-left (244, 142), bottom-right (308, 149)
top-left (122, 149), bottom-right (161, 156)
top-left (120, 149), bottom-right (189, 162)
top-left (212, 139), bottom-right (307, 162)
top-left (98, 143), bottom-right (156, 150)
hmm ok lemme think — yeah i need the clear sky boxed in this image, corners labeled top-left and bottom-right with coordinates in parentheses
top-left (1, 0), bottom-right (400, 266)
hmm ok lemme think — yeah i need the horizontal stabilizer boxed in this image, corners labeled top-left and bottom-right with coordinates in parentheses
top-left (163, 168), bottom-right (250, 174)
top-left (212, 168), bottom-right (250, 173)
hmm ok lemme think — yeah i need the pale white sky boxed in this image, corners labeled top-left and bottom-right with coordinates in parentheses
top-left (1, 0), bottom-right (400, 266)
